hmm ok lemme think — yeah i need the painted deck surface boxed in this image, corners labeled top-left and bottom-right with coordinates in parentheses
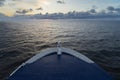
top-left (8, 52), bottom-right (113, 80)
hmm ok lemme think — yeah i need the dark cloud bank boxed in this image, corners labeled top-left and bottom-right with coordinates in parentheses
top-left (57, 0), bottom-right (65, 4)
top-left (1, 6), bottom-right (120, 20)
top-left (13, 6), bottom-right (120, 19)
top-left (36, 7), bottom-right (43, 10)
top-left (16, 9), bottom-right (33, 14)
top-left (0, 0), bottom-right (5, 6)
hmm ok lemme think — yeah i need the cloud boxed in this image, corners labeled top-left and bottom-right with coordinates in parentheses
top-left (89, 9), bottom-right (96, 13)
top-left (0, 0), bottom-right (5, 6)
top-left (16, 8), bottom-right (33, 14)
top-left (57, 0), bottom-right (65, 4)
top-left (107, 6), bottom-right (120, 13)
top-left (107, 6), bottom-right (115, 11)
top-left (2, 5), bottom-right (120, 19)
top-left (36, 7), bottom-right (43, 10)
top-left (115, 8), bottom-right (120, 12)
top-left (92, 5), bottom-right (98, 9)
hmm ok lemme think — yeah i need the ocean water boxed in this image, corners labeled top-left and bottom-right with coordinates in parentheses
top-left (0, 19), bottom-right (120, 80)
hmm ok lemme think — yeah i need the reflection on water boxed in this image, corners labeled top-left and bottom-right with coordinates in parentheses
top-left (0, 19), bottom-right (120, 80)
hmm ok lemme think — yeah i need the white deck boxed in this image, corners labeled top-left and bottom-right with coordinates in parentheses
top-left (26, 47), bottom-right (94, 64)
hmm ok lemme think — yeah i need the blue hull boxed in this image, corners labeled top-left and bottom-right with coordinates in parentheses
top-left (8, 52), bottom-right (113, 80)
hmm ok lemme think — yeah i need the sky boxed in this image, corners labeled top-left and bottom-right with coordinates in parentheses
top-left (0, 0), bottom-right (120, 16)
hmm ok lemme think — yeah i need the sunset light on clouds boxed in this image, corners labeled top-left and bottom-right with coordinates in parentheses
top-left (0, 0), bottom-right (120, 17)
top-left (0, 0), bottom-right (53, 16)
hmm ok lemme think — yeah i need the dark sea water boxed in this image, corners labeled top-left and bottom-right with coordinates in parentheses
top-left (0, 19), bottom-right (120, 80)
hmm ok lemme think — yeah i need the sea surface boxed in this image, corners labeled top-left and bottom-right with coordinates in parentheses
top-left (0, 19), bottom-right (120, 80)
